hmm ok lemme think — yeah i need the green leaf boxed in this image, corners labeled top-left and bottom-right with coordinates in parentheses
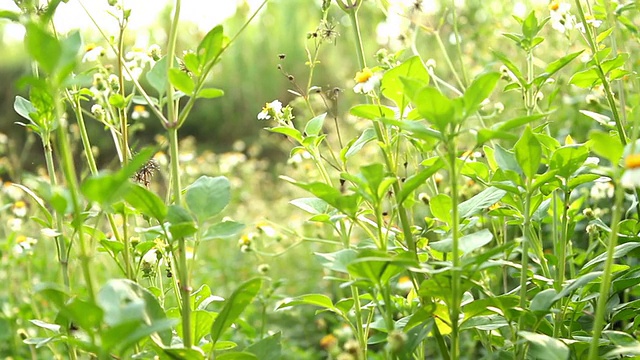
top-left (246, 332), bottom-right (281, 360)
top-left (183, 52), bottom-right (200, 75)
top-left (343, 128), bottom-right (376, 160)
top-left (169, 68), bottom-right (195, 94)
top-left (430, 194), bottom-right (452, 224)
top-left (0, 10), bottom-right (19, 22)
top-left (544, 50), bottom-right (584, 76)
top-left (589, 130), bottom-right (624, 165)
top-left (146, 56), bottom-right (169, 95)
top-left (276, 294), bottom-right (336, 311)
top-left (210, 278), bottom-right (262, 345)
top-left (381, 55), bottom-right (429, 109)
top-left (202, 221), bottom-right (245, 241)
top-left (519, 331), bottom-right (569, 360)
top-left (289, 197), bottom-right (330, 214)
top-left (185, 176), bottom-right (231, 221)
top-left (522, 11), bottom-right (539, 39)
top-left (463, 72), bottom-right (500, 116)
top-left (347, 250), bottom-right (418, 285)
top-left (514, 126), bottom-right (541, 179)
top-left (14, 96), bottom-right (38, 122)
top-left (281, 178), bottom-right (360, 217)
top-left (25, 22), bottom-right (61, 74)
top-left (160, 347), bottom-right (206, 359)
top-left (493, 145), bottom-right (522, 174)
top-left (350, 104), bottom-right (396, 120)
top-left (197, 88), bottom-right (225, 99)
top-left (81, 149), bottom-right (155, 206)
top-left (569, 68), bottom-right (600, 88)
top-left (167, 205), bottom-right (198, 239)
top-left (553, 271), bottom-right (602, 301)
top-left (198, 25), bottom-right (224, 65)
top-left (193, 310), bottom-right (215, 345)
top-left (582, 242), bottom-right (640, 271)
top-left (125, 183), bottom-right (167, 221)
top-left (430, 229), bottom-right (493, 255)
top-left (216, 353), bottom-right (258, 360)
top-left (601, 53), bottom-right (629, 75)
top-left (549, 145), bottom-right (589, 178)
top-left (493, 50), bottom-right (525, 84)
top-left (97, 279), bottom-right (173, 347)
top-left (315, 249), bottom-right (358, 273)
top-left (399, 158), bottom-right (444, 203)
top-left (458, 187), bottom-right (507, 219)
top-left (414, 87), bottom-right (454, 132)
top-left (304, 113), bottom-right (326, 137)
top-left (267, 126), bottom-right (303, 143)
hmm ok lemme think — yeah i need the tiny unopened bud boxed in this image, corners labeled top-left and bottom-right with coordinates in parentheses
top-left (583, 207), bottom-right (595, 219)
top-left (258, 264), bottom-right (270, 274)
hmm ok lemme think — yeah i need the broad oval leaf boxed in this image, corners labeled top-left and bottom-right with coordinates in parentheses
top-left (185, 176), bottom-right (231, 221)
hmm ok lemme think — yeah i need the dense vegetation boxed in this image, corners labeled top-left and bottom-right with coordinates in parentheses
top-left (2, 0), bottom-right (640, 359)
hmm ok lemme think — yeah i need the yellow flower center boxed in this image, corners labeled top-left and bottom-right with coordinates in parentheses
top-left (14, 200), bottom-right (26, 208)
top-left (625, 154), bottom-right (640, 169)
top-left (549, 0), bottom-right (560, 11)
top-left (16, 235), bottom-right (27, 244)
top-left (354, 67), bottom-right (373, 83)
top-left (133, 105), bottom-right (146, 113)
top-left (85, 43), bottom-right (96, 52)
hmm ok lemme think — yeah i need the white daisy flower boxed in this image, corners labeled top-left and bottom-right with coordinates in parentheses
top-left (353, 67), bottom-right (381, 94)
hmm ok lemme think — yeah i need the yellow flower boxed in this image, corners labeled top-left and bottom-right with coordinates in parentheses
top-left (621, 154), bottom-right (640, 188)
top-left (131, 105), bottom-right (150, 120)
top-left (354, 67), bottom-right (373, 83)
top-left (548, 0), bottom-right (560, 11)
top-left (353, 67), bottom-right (380, 94)
top-left (319, 334), bottom-right (338, 349)
top-left (12, 201), bottom-right (27, 217)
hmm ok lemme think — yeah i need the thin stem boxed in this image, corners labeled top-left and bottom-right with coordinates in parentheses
top-left (168, 127), bottom-right (192, 348)
top-left (587, 180), bottom-right (625, 360)
top-left (166, 0), bottom-right (181, 127)
top-left (517, 183), bottom-right (533, 359)
top-left (448, 142), bottom-right (461, 360)
top-left (56, 109), bottom-right (96, 302)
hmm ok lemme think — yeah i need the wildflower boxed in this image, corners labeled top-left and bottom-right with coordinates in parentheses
top-left (108, 74), bottom-right (120, 92)
top-left (13, 235), bottom-right (37, 255)
top-left (142, 249), bottom-right (159, 264)
top-left (41, 228), bottom-right (61, 237)
top-left (257, 100), bottom-right (283, 120)
top-left (153, 151), bottom-right (168, 167)
top-left (590, 179), bottom-right (614, 199)
top-left (3, 182), bottom-right (22, 200)
top-left (320, 334), bottom-right (338, 350)
top-left (91, 104), bottom-right (105, 121)
top-left (147, 44), bottom-right (162, 61)
top-left (82, 44), bottom-right (106, 63)
top-left (549, 0), bottom-right (575, 34)
top-left (396, 275), bottom-right (413, 292)
top-left (621, 154), bottom-right (640, 188)
top-left (425, 58), bottom-right (437, 69)
top-left (576, 15), bottom-right (603, 33)
top-left (494, 102), bottom-right (505, 114)
top-left (353, 67), bottom-right (380, 94)
top-left (12, 201), bottom-right (27, 217)
top-left (257, 222), bottom-right (277, 237)
top-left (131, 105), bottom-right (150, 120)
top-left (8, 218), bottom-right (22, 232)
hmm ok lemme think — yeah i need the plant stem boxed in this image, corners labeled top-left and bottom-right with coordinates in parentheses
top-left (587, 180), bottom-right (625, 360)
top-left (516, 183), bottom-right (532, 359)
top-left (42, 135), bottom-right (70, 291)
top-left (448, 141), bottom-right (461, 360)
top-left (55, 104), bottom-right (96, 302)
top-left (168, 127), bottom-right (192, 348)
